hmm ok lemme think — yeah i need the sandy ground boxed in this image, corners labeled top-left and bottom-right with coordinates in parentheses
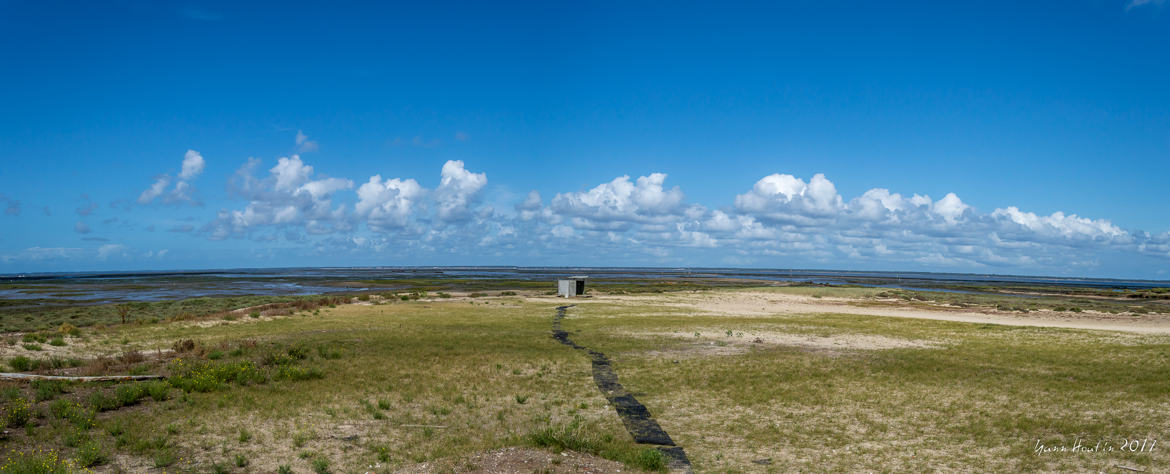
top-left (396, 447), bottom-right (628, 473)
top-left (533, 291), bottom-right (1170, 334)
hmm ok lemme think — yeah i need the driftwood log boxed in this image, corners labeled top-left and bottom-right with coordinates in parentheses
top-left (0, 372), bottom-right (163, 382)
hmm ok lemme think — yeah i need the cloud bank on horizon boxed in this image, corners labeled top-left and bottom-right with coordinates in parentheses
top-left (4, 134), bottom-right (1166, 279)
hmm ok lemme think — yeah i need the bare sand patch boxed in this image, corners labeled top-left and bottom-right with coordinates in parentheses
top-left (397, 447), bottom-right (628, 473)
top-left (633, 329), bottom-right (942, 356)
top-left (563, 291), bottom-right (1170, 334)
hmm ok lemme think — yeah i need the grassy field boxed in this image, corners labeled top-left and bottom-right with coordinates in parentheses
top-left (1, 289), bottom-right (1168, 472)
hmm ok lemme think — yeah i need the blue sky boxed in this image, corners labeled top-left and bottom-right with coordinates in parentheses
top-left (1, 0), bottom-right (1169, 278)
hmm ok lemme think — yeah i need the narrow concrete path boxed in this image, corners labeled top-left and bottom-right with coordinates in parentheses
top-left (551, 305), bottom-right (692, 472)
top-left (0, 373), bottom-right (163, 382)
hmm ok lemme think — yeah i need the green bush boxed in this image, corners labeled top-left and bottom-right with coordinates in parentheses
top-left (88, 391), bottom-right (119, 412)
top-left (32, 379), bottom-right (67, 401)
top-left (317, 346), bottom-right (342, 359)
top-left (76, 440), bottom-right (109, 467)
top-left (526, 419), bottom-right (667, 472)
top-left (287, 345), bottom-right (310, 360)
top-left (4, 397), bottom-right (33, 427)
top-left (144, 380), bottom-right (170, 401)
top-left (153, 450), bottom-right (177, 467)
top-left (0, 449), bottom-right (79, 473)
top-left (115, 383), bottom-right (147, 406)
top-left (167, 358), bottom-right (267, 392)
top-left (21, 333), bottom-right (47, 343)
top-left (275, 366), bottom-right (324, 381)
top-left (58, 323), bottom-right (81, 337)
top-left (49, 399), bottom-right (95, 429)
top-left (629, 448), bottom-right (667, 471)
top-left (312, 457), bottom-right (331, 474)
top-left (8, 356), bottom-right (32, 372)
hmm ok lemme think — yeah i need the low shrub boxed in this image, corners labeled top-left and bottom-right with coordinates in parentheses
top-left (629, 448), bottom-right (667, 471)
top-left (21, 333), bottom-right (47, 343)
top-left (275, 366), bottom-right (324, 381)
top-left (8, 356), bottom-right (32, 372)
top-left (32, 379), bottom-right (67, 401)
top-left (49, 399), bottom-right (95, 429)
top-left (167, 358), bottom-right (266, 392)
top-left (76, 440), bottom-right (109, 467)
top-left (144, 380), bottom-right (170, 401)
top-left (88, 391), bottom-right (119, 411)
top-left (0, 449), bottom-right (80, 473)
top-left (4, 398), bottom-right (33, 427)
top-left (153, 450), bottom-right (177, 467)
top-left (317, 346), bottom-right (342, 360)
top-left (115, 383), bottom-right (146, 406)
top-left (58, 323), bottom-right (81, 337)
top-left (526, 419), bottom-right (667, 472)
top-left (312, 457), bottom-right (331, 474)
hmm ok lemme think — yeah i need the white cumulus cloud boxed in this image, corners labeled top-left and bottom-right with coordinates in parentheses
top-left (355, 175), bottom-right (426, 230)
top-left (206, 155), bottom-right (352, 239)
top-left (138, 150), bottom-right (206, 204)
top-left (735, 173), bottom-right (843, 221)
top-left (434, 160), bottom-right (487, 222)
top-left (552, 173), bottom-right (685, 224)
top-left (179, 150), bottom-right (205, 180)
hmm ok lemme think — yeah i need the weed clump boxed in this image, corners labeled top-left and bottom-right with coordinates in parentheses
top-left (526, 419), bottom-right (667, 472)
top-left (167, 358), bottom-right (266, 392)
top-left (312, 457), bottom-right (331, 474)
top-left (49, 399), bottom-right (95, 429)
top-left (32, 379), bottom-right (67, 401)
top-left (114, 383), bottom-right (147, 406)
top-left (76, 440), bottom-right (109, 467)
top-left (3, 397), bottom-right (33, 427)
top-left (276, 366), bottom-right (324, 381)
top-left (8, 356), bottom-right (32, 372)
top-left (0, 449), bottom-right (80, 472)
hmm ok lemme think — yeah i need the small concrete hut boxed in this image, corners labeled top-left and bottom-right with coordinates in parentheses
top-left (557, 276), bottom-right (588, 298)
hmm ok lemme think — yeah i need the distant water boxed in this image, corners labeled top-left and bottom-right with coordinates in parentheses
top-left (0, 266), bottom-right (1166, 303)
